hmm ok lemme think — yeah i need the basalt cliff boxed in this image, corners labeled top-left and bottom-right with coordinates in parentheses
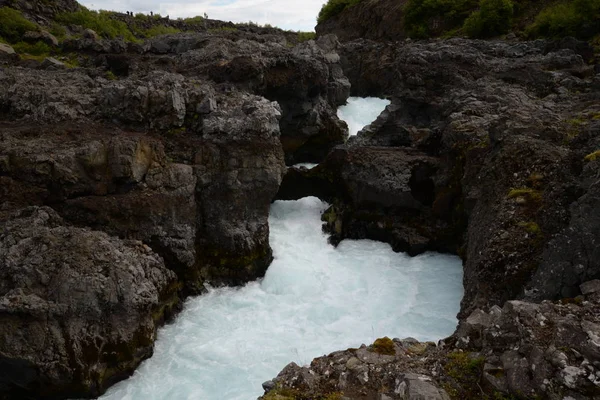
top-left (0, 0), bottom-right (599, 399)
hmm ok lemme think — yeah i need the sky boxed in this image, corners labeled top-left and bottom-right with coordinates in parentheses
top-left (79, 0), bottom-right (328, 31)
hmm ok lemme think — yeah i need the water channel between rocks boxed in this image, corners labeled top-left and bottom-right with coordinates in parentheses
top-left (101, 98), bottom-right (463, 400)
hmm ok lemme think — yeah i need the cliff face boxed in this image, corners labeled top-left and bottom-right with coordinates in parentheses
top-left (0, 9), bottom-right (350, 397)
top-left (315, 0), bottom-right (408, 42)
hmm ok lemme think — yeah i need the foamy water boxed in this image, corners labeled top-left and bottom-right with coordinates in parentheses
top-left (337, 97), bottom-right (390, 136)
top-left (102, 197), bottom-right (463, 400)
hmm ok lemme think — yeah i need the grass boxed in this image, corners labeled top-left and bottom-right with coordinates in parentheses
top-left (182, 16), bottom-right (204, 25)
top-left (208, 27), bottom-right (238, 33)
top-left (297, 31), bottom-right (316, 42)
top-left (584, 150), bottom-right (600, 162)
top-left (0, 7), bottom-right (39, 43)
top-left (141, 25), bottom-right (181, 37)
top-left (317, 0), bottom-right (364, 24)
top-left (12, 40), bottom-right (51, 56)
top-left (57, 8), bottom-right (136, 41)
top-left (444, 351), bottom-right (485, 399)
top-left (49, 22), bottom-right (67, 40)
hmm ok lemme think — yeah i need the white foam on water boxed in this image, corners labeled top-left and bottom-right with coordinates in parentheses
top-left (291, 163), bottom-right (318, 169)
top-left (102, 197), bottom-right (463, 400)
top-left (337, 97), bottom-right (391, 136)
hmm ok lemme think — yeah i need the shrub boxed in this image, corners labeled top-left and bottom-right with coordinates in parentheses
top-left (142, 25), bottom-right (180, 37)
top-left (317, 0), bottom-right (363, 24)
top-left (527, 0), bottom-right (600, 39)
top-left (463, 0), bottom-right (514, 38)
top-left (404, 0), bottom-right (479, 38)
top-left (0, 7), bottom-right (39, 43)
top-left (57, 8), bottom-right (136, 41)
top-left (183, 16), bottom-right (204, 25)
top-left (297, 31), bottom-right (316, 42)
top-left (12, 40), bottom-right (51, 55)
top-left (49, 22), bottom-right (67, 40)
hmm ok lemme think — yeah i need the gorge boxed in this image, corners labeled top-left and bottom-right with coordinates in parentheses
top-left (0, 0), bottom-right (599, 399)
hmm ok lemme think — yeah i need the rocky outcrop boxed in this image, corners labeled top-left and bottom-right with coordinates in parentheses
top-left (315, 0), bottom-right (409, 42)
top-left (261, 281), bottom-right (600, 400)
top-left (53, 31), bottom-right (350, 164)
top-left (284, 37), bottom-right (600, 316)
top-left (0, 207), bottom-right (180, 399)
top-left (0, 40), bottom-right (288, 395)
top-left (0, 67), bottom-right (287, 291)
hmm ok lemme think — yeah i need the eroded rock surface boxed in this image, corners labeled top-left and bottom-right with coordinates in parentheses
top-left (0, 207), bottom-right (180, 399)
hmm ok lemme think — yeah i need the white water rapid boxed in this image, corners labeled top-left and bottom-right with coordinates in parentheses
top-left (337, 97), bottom-right (391, 136)
top-left (101, 98), bottom-right (463, 400)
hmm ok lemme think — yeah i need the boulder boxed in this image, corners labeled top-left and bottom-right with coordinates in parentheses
top-left (23, 30), bottom-right (59, 47)
top-left (0, 43), bottom-right (17, 62)
top-left (0, 207), bottom-right (180, 399)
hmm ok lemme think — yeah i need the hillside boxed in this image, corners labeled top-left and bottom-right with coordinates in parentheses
top-left (316, 0), bottom-right (600, 48)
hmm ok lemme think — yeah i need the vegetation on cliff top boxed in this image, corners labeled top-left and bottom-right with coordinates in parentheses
top-left (404, 0), bottom-right (600, 39)
top-left (318, 0), bottom-right (599, 41)
top-left (0, 6), bottom-right (39, 42)
top-left (317, 0), bottom-right (364, 24)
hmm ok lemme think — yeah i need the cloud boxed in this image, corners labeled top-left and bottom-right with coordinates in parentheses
top-left (79, 0), bottom-right (328, 31)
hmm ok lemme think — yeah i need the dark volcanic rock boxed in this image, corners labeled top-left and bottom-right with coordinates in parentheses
top-left (0, 207), bottom-right (180, 399)
top-left (0, 62), bottom-right (285, 397)
top-left (297, 37), bottom-right (600, 317)
top-left (261, 283), bottom-right (600, 400)
top-left (315, 0), bottom-right (409, 42)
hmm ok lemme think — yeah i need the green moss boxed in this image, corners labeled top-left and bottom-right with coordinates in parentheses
top-left (371, 337), bottom-right (395, 355)
top-left (317, 0), bottom-right (364, 24)
top-left (261, 387), bottom-right (299, 400)
top-left (444, 351), bottom-right (485, 399)
top-left (0, 7), bottom-right (39, 43)
top-left (105, 70), bottom-right (117, 80)
top-left (518, 221), bottom-right (541, 235)
top-left (584, 150), bottom-right (600, 162)
top-left (167, 126), bottom-right (186, 135)
top-left (507, 188), bottom-right (542, 203)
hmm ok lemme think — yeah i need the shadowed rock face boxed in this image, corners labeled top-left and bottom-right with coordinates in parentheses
top-left (316, 0), bottom-right (409, 42)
